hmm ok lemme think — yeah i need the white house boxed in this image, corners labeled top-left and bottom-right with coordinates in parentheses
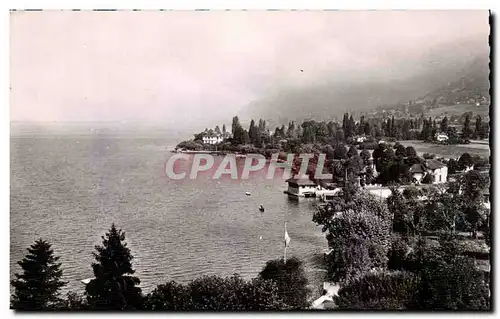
top-left (285, 178), bottom-right (319, 197)
top-left (202, 133), bottom-right (223, 145)
top-left (355, 135), bottom-right (367, 143)
top-left (435, 132), bottom-right (449, 142)
top-left (316, 188), bottom-right (342, 202)
top-left (410, 160), bottom-right (448, 184)
top-left (426, 159), bottom-right (448, 184)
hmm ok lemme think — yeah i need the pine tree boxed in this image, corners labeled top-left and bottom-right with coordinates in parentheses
top-left (391, 116), bottom-right (396, 137)
top-left (248, 119), bottom-right (257, 145)
top-left (85, 224), bottom-right (143, 310)
top-left (462, 114), bottom-right (472, 139)
top-left (475, 116), bottom-right (483, 139)
top-left (231, 116), bottom-right (240, 135)
top-left (385, 118), bottom-right (392, 137)
top-left (348, 115), bottom-right (356, 138)
top-left (342, 113), bottom-right (349, 132)
top-left (359, 115), bottom-right (365, 135)
top-left (364, 122), bottom-right (371, 136)
top-left (440, 116), bottom-right (449, 133)
top-left (11, 239), bottom-right (66, 310)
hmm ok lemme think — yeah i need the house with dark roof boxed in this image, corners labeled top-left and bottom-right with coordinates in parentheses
top-left (409, 159), bottom-right (448, 184)
top-left (409, 163), bottom-right (426, 183)
top-left (425, 159), bottom-right (448, 184)
top-left (285, 177), bottom-right (320, 198)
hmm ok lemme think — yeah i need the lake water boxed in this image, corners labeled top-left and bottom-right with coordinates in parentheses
top-left (10, 130), bottom-right (328, 297)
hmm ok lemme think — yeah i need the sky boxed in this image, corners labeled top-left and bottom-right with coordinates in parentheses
top-left (10, 10), bottom-right (490, 129)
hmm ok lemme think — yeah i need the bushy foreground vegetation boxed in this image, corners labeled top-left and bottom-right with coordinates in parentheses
top-left (313, 172), bottom-right (490, 310)
top-left (11, 225), bottom-right (309, 311)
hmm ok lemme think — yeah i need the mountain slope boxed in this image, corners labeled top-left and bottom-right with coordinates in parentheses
top-left (240, 38), bottom-right (489, 124)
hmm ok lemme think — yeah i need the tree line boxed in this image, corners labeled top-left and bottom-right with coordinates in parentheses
top-left (178, 111), bottom-right (488, 156)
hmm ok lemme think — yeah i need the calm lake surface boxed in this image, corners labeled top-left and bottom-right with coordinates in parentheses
top-left (10, 128), bottom-right (327, 296)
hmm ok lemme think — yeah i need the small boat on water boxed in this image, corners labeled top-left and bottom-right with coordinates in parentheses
top-left (245, 192), bottom-right (251, 196)
top-left (81, 278), bottom-right (93, 285)
top-left (259, 205), bottom-right (265, 212)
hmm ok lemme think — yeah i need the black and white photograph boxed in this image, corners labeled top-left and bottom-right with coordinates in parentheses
top-left (8, 8), bottom-right (492, 311)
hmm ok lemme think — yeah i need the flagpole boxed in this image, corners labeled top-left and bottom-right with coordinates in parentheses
top-left (284, 222), bottom-right (287, 264)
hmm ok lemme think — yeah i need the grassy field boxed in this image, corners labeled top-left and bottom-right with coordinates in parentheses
top-left (398, 140), bottom-right (490, 159)
top-left (425, 103), bottom-right (490, 120)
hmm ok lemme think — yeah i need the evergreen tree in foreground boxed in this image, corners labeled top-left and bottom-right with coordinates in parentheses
top-left (85, 224), bottom-right (143, 310)
top-left (11, 239), bottom-right (66, 310)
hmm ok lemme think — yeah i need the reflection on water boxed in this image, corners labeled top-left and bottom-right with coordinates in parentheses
top-left (10, 135), bottom-right (327, 296)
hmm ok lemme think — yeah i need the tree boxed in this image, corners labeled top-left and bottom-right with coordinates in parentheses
top-left (85, 224), bottom-right (143, 310)
top-left (144, 281), bottom-right (191, 311)
top-left (11, 239), bottom-right (67, 310)
top-left (372, 142), bottom-right (387, 164)
top-left (231, 116), bottom-right (240, 136)
top-left (323, 145), bottom-right (335, 160)
top-left (59, 292), bottom-right (87, 310)
top-left (214, 125), bottom-right (221, 135)
top-left (347, 145), bottom-right (358, 158)
top-left (358, 115), bottom-right (365, 135)
top-left (316, 122), bottom-right (329, 142)
top-left (313, 190), bottom-right (393, 283)
top-left (474, 116), bottom-right (482, 139)
top-left (334, 144), bottom-right (348, 160)
top-left (336, 129), bottom-right (345, 142)
top-left (447, 158), bottom-right (460, 174)
top-left (242, 129), bottom-right (250, 145)
top-left (461, 170), bottom-right (488, 203)
top-left (420, 119), bottom-right (433, 142)
top-left (222, 124), bottom-right (227, 135)
top-left (406, 146), bottom-right (417, 158)
top-left (460, 170), bottom-right (489, 237)
top-left (462, 114), bottom-right (472, 139)
top-left (239, 278), bottom-right (286, 310)
top-left (248, 119), bottom-right (257, 145)
top-left (342, 113), bottom-right (349, 136)
top-left (302, 126), bottom-right (313, 144)
top-left (360, 149), bottom-right (371, 165)
top-left (346, 155), bottom-right (363, 180)
top-left (334, 271), bottom-right (419, 310)
top-left (286, 121), bottom-right (296, 138)
top-left (395, 144), bottom-right (407, 158)
top-left (386, 187), bottom-right (423, 236)
top-left (415, 257), bottom-right (490, 310)
top-left (348, 115), bottom-right (356, 138)
top-left (364, 122), bottom-right (371, 136)
top-left (440, 116), bottom-right (449, 133)
top-left (377, 160), bottom-right (411, 185)
top-left (259, 257), bottom-right (309, 309)
top-left (458, 153), bottom-right (474, 171)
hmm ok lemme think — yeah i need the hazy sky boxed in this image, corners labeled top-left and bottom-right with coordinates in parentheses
top-left (10, 10), bottom-right (489, 127)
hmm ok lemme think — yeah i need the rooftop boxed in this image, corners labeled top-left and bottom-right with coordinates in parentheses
top-left (425, 159), bottom-right (445, 170)
top-left (286, 178), bottom-right (317, 186)
top-left (409, 163), bottom-right (425, 174)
